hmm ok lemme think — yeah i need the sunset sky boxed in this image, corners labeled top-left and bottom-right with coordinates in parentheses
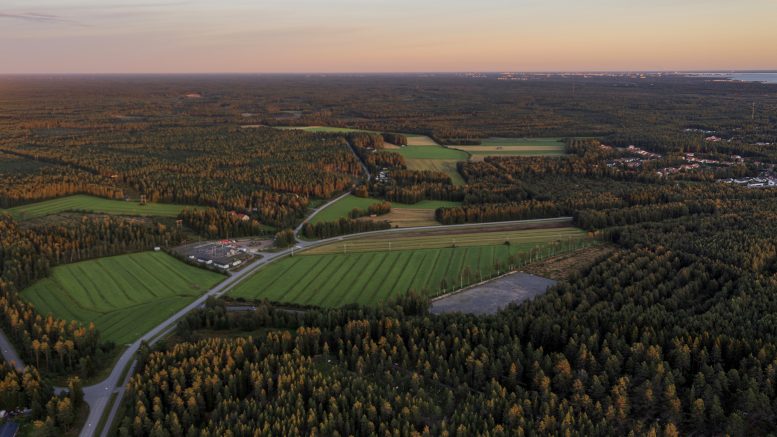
top-left (1, 0), bottom-right (776, 74)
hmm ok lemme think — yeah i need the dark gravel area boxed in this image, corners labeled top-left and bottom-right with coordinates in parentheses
top-left (430, 272), bottom-right (557, 315)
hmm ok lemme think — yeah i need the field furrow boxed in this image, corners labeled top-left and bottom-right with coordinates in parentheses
top-left (229, 228), bottom-right (595, 307)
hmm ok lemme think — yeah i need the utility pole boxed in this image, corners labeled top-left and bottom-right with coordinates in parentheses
top-left (752, 101), bottom-right (756, 121)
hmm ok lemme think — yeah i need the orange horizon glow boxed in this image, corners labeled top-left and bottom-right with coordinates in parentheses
top-left (1, 0), bottom-right (776, 74)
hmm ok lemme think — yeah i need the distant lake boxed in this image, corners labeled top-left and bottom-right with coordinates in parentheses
top-left (689, 72), bottom-right (777, 84)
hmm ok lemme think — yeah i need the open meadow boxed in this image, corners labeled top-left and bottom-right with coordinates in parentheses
top-left (3, 195), bottom-right (188, 221)
top-left (310, 194), bottom-right (460, 224)
top-left (449, 137), bottom-right (567, 157)
top-left (21, 252), bottom-right (224, 344)
top-left (229, 227), bottom-right (591, 307)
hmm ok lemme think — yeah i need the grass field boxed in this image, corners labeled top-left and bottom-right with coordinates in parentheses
top-left (310, 195), bottom-right (461, 224)
top-left (21, 252), bottom-right (224, 344)
top-left (305, 227), bottom-right (585, 254)
top-left (229, 227), bottom-right (591, 307)
top-left (396, 145), bottom-right (468, 185)
top-left (396, 146), bottom-right (469, 160)
top-left (3, 195), bottom-right (189, 221)
top-left (449, 138), bottom-right (567, 157)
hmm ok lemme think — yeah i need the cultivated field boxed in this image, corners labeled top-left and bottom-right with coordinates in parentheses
top-left (4, 195), bottom-right (188, 221)
top-left (229, 227), bottom-right (592, 307)
top-left (305, 227), bottom-right (586, 255)
top-left (310, 194), bottom-right (460, 224)
top-left (449, 137), bottom-right (567, 157)
top-left (21, 252), bottom-right (224, 344)
top-left (396, 146), bottom-right (469, 160)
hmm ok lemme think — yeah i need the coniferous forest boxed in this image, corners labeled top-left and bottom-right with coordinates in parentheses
top-left (1, 74), bottom-right (777, 435)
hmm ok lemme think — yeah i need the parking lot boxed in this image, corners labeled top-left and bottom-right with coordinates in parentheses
top-left (173, 239), bottom-right (261, 271)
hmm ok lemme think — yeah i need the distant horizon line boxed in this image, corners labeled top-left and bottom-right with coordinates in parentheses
top-left (1, 69), bottom-right (776, 76)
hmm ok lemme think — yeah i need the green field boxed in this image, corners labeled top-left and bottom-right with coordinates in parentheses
top-left (396, 146), bottom-right (468, 185)
top-left (305, 227), bottom-right (584, 254)
top-left (21, 252), bottom-right (224, 344)
top-left (3, 195), bottom-right (189, 221)
top-left (230, 227), bottom-right (591, 307)
top-left (480, 137), bottom-right (565, 147)
top-left (396, 146), bottom-right (469, 160)
top-left (449, 138), bottom-right (567, 157)
top-left (311, 194), bottom-right (461, 224)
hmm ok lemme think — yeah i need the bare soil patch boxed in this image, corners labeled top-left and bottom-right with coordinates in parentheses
top-left (360, 208), bottom-right (438, 228)
top-left (406, 135), bottom-right (439, 146)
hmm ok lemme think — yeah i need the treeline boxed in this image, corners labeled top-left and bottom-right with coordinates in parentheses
top-left (347, 201), bottom-right (391, 219)
top-left (0, 158), bottom-right (124, 208)
top-left (390, 169), bottom-right (451, 186)
top-left (381, 132), bottom-right (407, 146)
top-left (371, 182), bottom-right (464, 205)
top-left (0, 214), bottom-right (184, 375)
top-left (575, 200), bottom-right (718, 230)
top-left (444, 138), bottom-right (481, 145)
top-left (273, 229), bottom-right (295, 248)
top-left (301, 218), bottom-right (391, 239)
top-left (436, 200), bottom-right (567, 224)
top-left (178, 207), bottom-right (272, 239)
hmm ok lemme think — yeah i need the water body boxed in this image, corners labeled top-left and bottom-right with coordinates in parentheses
top-left (689, 72), bottom-right (777, 84)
